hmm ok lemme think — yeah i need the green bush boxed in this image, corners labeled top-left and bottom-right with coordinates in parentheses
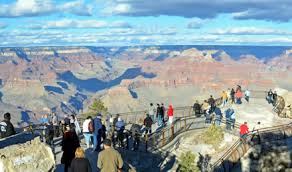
top-left (179, 151), bottom-right (200, 172)
top-left (81, 99), bottom-right (108, 118)
top-left (201, 124), bottom-right (224, 146)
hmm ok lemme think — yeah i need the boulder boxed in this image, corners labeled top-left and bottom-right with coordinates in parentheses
top-left (0, 134), bottom-right (55, 172)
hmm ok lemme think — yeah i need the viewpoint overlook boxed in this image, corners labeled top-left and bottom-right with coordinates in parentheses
top-left (1, 1), bottom-right (292, 171)
top-left (0, 45), bottom-right (292, 172)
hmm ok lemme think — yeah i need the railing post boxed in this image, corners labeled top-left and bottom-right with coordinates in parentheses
top-left (184, 118), bottom-right (187, 129)
top-left (188, 106), bottom-right (192, 117)
top-left (171, 125), bottom-right (174, 140)
top-left (162, 130), bottom-right (165, 146)
top-left (145, 134), bottom-right (148, 152)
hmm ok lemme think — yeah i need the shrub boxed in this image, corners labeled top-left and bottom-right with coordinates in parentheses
top-left (179, 151), bottom-right (200, 172)
top-left (81, 99), bottom-right (108, 118)
top-left (201, 124), bottom-right (224, 146)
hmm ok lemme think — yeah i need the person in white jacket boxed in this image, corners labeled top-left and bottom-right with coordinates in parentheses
top-left (148, 103), bottom-right (156, 122)
top-left (245, 89), bottom-right (251, 103)
top-left (83, 116), bottom-right (93, 148)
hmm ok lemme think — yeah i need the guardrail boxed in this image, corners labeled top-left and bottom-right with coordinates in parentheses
top-left (211, 123), bottom-right (292, 172)
top-left (144, 115), bottom-right (241, 152)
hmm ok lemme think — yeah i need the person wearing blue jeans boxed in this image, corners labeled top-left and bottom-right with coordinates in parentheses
top-left (214, 107), bottom-right (222, 126)
top-left (93, 114), bottom-right (103, 151)
top-left (82, 116), bottom-right (94, 148)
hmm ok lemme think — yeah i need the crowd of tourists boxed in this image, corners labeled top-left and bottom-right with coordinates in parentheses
top-left (0, 85), bottom-right (278, 172)
top-left (191, 85), bottom-right (251, 130)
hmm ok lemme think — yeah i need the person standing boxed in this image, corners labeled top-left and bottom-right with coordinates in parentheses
top-left (71, 147), bottom-right (92, 172)
top-left (214, 107), bottom-right (222, 126)
top-left (61, 125), bottom-right (80, 172)
top-left (156, 104), bottom-right (162, 127)
top-left (40, 114), bottom-right (50, 142)
top-left (82, 116), bottom-right (93, 148)
top-left (167, 105), bottom-right (174, 125)
top-left (148, 103), bottom-right (156, 122)
top-left (0, 112), bottom-right (16, 139)
top-left (251, 122), bottom-right (261, 144)
top-left (52, 112), bottom-right (60, 137)
top-left (272, 91), bottom-right (278, 106)
top-left (230, 88), bottom-right (235, 104)
top-left (201, 100), bottom-right (210, 115)
top-left (235, 90), bottom-right (243, 104)
top-left (64, 115), bottom-right (71, 126)
top-left (193, 100), bottom-right (202, 117)
top-left (245, 89), bottom-right (251, 103)
top-left (72, 115), bottom-right (81, 135)
top-left (40, 114), bottom-right (50, 125)
top-left (226, 88), bottom-right (231, 103)
top-left (240, 122), bottom-right (249, 138)
top-left (266, 89), bottom-right (273, 104)
top-left (230, 108), bottom-right (236, 129)
top-left (208, 95), bottom-right (216, 112)
top-left (161, 103), bottom-right (166, 124)
top-left (93, 114), bottom-right (103, 151)
top-left (109, 115), bottom-right (114, 132)
top-left (221, 91), bottom-right (228, 107)
top-left (143, 113), bottom-right (153, 135)
top-left (113, 114), bottom-right (119, 131)
top-left (115, 117), bottom-right (125, 148)
top-left (98, 139), bottom-right (123, 172)
top-left (225, 108), bottom-right (235, 130)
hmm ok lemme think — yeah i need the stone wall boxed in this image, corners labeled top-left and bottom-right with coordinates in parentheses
top-left (0, 134), bottom-right (55, 172)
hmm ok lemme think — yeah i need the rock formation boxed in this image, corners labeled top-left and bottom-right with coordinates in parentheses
top-left (0, 134), bottom-right (55, 172)
top-left (0, 46), bottom-right (292, 123)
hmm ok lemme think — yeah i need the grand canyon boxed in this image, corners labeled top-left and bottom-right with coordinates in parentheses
top-left (0, 45), bottom-right (292, 125)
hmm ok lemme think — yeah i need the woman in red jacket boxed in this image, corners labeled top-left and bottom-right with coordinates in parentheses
top-left (167, 105), bottom-right (174, 125)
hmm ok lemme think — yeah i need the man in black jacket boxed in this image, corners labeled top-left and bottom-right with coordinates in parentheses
top-left (144, 113), bottom-right (153, 134)
top-left (0, 112), bottom-right (16, 139)
top-left (208, 95), bottom-right (216, 112)
top-left (193, 100), bottom-right (202, 117)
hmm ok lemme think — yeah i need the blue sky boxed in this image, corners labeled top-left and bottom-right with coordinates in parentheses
top-left (0, 0), bottom-right (292, 46)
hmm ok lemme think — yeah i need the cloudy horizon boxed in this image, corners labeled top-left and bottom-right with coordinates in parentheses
top-left (1, 0), bottom-right (292, 47)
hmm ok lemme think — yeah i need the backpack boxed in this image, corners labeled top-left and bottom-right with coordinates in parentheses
top-left (88, 120), bottom-right (94, 133)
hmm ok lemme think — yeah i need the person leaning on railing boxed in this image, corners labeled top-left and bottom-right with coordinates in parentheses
top-left (250, 122), bottom-right (261, 144)
top-left (240, 122), bottom-right (249, 140)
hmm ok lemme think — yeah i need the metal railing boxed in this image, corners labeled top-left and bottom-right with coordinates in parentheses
top-left (211, 123), bottom-right (292, 171)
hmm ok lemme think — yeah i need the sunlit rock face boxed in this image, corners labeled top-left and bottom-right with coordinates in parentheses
top-left (0, 134), bottom-right (55, 172)
top-left (1, 46), bottom-right (292, 124)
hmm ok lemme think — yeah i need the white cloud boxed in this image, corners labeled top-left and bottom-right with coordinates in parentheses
top-left (187, 18), bottom-right (207, 29)
top-left (1, 28), bottom-right (292, 47)
top-left (0, 0), bottom-right (93, 17)
top-left (27, 19), bottom-right (132, 29)
top-left (212, 27), bottom-right (292, 35)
